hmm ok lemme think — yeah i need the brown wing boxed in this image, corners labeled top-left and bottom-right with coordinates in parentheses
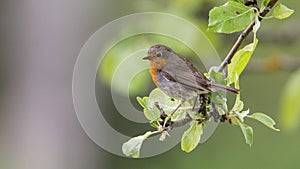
top-left (160, 70), bottom-right (177, 82)
top-left (160, 68), bottom-right (212, 93)
top-left (171, 71), bottom-right (212, 92)
top-left (175, 54), bottom-right (239, 93)
top-left (160, 52), bottom-right (213, 92)
top-left (160, 50), bottom-right (239, 93)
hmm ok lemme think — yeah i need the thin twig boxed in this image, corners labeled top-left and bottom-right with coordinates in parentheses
top-left (155, 99), bottom-right (208, 131)
top-left (217, 0), bottom-right (278, 72)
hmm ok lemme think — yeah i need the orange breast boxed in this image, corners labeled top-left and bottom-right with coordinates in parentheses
top-left (149, 68), bottom-right (159, 86)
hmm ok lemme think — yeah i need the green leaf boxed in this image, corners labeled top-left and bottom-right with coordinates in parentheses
top-left (230, 116), bottom-right (240, 125)
top-left (137, 94), bottom-right (160, 121)
top-left (228, 39), bottom-right (258, 84)
top-left (208, 0), bottom-right (255, 34)
top-left (144, 108), bottom-right (160, 121)
top-left (137, 97), bottom-right (151, 111)
top-left (231, 78), bottom-right (243, 114)
top-left (149, 88), bottom-right (181, 113)
top-left (214, 105), bottom-right (226, 116)
top-left (272, 3), bottom-right (294, 20)
top-left (232, 99), bottom-right (244, 112)
top-left (208, 67), bottom-right (226, 85)
top-left (211, 91), bottom-right (228, 114)
top-left (181, 121), bottom-right (203, 153)
top-left (248, 112), bottom-right (280, 131)
top-left (141, 88), bottom-right (190, 121)
top-left (137, 96), bottom-right (147, 108)
top-left (238, 109), bottom-right (250, 122)
top-left (239, 122), bottom-right (253, 146)
top-left (122, 131), bottom-right (157, 158)
top-left (140, 89), bottom-right (168, 121)
top-left (122, 136), bottom-right (144, 158)
top-left (231, 116), bottom-right (253, 145)
top-left (261, 0), bottom-right (271, 9)
top-left (150, 120), bottom-right (160, 128)
top-left (280, 68), bottom-right (300, 130)
top-left (149, 88), bottom-right (167, 104)
top-left (171, 109), bottom-right (189, 121)
top-left (208, 67), bottom-right (230, 115)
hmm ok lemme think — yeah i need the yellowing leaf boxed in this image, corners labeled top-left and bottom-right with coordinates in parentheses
top-left (181, 121), bottom-right (203, 152)
top-left (273, 3), bottom-right (294, 20)
top-left (228, 39), bottom-right (258, 84)
top-left (137, 96), bottom-right (147, 108)
top-left (248, 113), bottom-right (280, 131)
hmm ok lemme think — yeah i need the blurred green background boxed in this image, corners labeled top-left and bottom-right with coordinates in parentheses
top-left (1, 0), bottom-right (299, 169)
top-left (98, 1), bottom-right (300, 169)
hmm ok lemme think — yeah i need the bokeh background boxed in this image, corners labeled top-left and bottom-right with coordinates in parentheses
top-left (1, 0), bottom-right (299, 169)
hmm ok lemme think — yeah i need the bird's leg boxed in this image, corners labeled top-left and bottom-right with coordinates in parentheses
top-left (154, 102), bottom-right (173, 131)
top-left (170, 102), bottom-right (182, 116)
top-left (154, 102), bottom-right (168, 120)
top-left (192, 94), bottom-right (199, 112)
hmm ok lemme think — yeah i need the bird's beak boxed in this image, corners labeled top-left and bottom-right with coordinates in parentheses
top-left (143, 52), bottom-right (156, 60)
top-left (143, 56), bottom-right (152, 60)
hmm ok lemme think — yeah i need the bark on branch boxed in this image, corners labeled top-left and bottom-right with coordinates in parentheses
top-left (217, 0), bottom-right (279, 72)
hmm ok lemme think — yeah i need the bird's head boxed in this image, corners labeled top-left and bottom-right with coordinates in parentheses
top-left (143, 44), bottom-right (173, 69)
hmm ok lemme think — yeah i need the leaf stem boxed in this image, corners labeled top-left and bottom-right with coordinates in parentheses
top-left (217, 0), bottom-right (278, 72)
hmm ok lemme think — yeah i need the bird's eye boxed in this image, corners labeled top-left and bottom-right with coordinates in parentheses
top-left (156, 53), bottom-right (162, 57)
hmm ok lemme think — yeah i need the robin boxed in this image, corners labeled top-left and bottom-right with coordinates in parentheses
top-left (143, 44), bottom-right (238, 110)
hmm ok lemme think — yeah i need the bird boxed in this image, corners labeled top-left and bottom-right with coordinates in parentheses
top-left (143, 44), bottom-right (239, 104)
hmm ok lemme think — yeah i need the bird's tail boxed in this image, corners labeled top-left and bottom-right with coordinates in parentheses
top-left (211, 83), bottom-right (239, 94)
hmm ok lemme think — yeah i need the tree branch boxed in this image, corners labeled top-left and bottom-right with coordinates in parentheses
top-left (217, 0), bottom-right (278, 72)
